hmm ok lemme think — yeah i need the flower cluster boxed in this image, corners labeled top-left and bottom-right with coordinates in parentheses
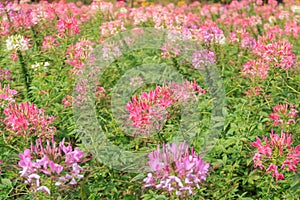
top-left (30, 62), bottom-right (50, 72)
top-left (0, 84), bottom-right (17, 105)
top-left (243, 39), bottom-right (298, 79)
top-left (65, 39), bottom-right (94, 74)
top-left (3, 102), bottom-right (55, 138)
top-left (42, 35), bottom-right (58, 51)
top-left (192, 49), bottom-right (216, 69)
top-left (144, 141), bottom-right (209, 196)
top-left (101, 41), bottom-right (123, 61)
top-left (5, 34), bottom-right (29, 52)
top-left (253, 40), bottom-right (297, 70)
top-left (252, 131), bottom-right (299, 181)
top-left (126, 80), bottom-right (205, 134)
top-left (100, 20), bottom-right (126, 40)
top-left (244, 87), bottom-right (263, 97)
top-left (269, 103), bottom-right (298, 127)
top-left (161, 42), bottom-right (181, 59)
top-left (197, 23), bottom-right (226, 45)
top-left (0, 68), bottom-right (11, 81)
top-left (243, 59), bottom-right (269, 80)
top-left (57, 16), bottom-right (80, 37)
top-left (18, 136), bottom-right (86, 194)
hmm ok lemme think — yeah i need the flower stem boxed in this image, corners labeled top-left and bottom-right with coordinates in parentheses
top-left (17, 50), bottom-right (31, 99)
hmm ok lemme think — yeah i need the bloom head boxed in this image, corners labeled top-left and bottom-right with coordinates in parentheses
top-left (252, 131), bottom-right (299, 181)
top-left (144, 141), bottom-right (209, 196)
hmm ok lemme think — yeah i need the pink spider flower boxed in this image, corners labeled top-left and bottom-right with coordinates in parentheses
top-left (57, 16), bottom-right (80, 37)
top-left (284, 20), bottom-right (300, 39)
top-left (253, 40), bottom-right (297, 70)
top-left (161, 42), bottom-right (181, 59)
top-left (18, 136), bottom-right (86, 195)
top-left (0, 84), bottom-right (17, 104)
top-left (192, 50), bottom-right (215, 69)
top-left (62, 97), bottom-right (71, 108)
top-left (126, 80), bottom-right (205, 135)
top-left (3, 102), bottom-right (55, 138)
top-left (65, 39), bottom-right (94, 74)
top-left (252, 131), bottom-right (299, 181)
top-left (42, 35), bottom-right (58, 50)
top-left (0, 69), bottom-right (11, 81)
top-left (242, 59), bottom-right (269, 79)
top-left (144, 141), bottom-right (209, 196)
top-left (269, 103), bottom-right (298, 127)
top-left (244, 87), bottom-right (263, 97)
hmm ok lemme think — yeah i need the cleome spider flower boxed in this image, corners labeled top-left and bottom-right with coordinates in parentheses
top-left (0, 84), bottom-right (17, 105)
top-left (269, 103), bottom-right (298, 127)
top-left (252, 130), bottom-right (300, 181)
top-left (126, 80), bottom-right (206, 135)
top-left (3, 102), bottom-right (55, 138)
top-left (18, 136), bottom-right (86, 195)
top-left (143, 141), bottom-right (209, 197)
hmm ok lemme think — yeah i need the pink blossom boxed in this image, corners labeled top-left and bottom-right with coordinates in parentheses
top-left (0, 69), bottom-right (11, 81)
top-left (42, 36), bottom-right (58, 50)
top-left (269, 103), bottom-right (298, 127)
top-left (243, 59), bottom-right (269, 79)
top-left (144, 141), bottom-right (209, 196)
top-left (252, 131), bottom-right (299, 181)
top-left (65, 39), bottom-right (94, 74)
top-left (252, 136), bottom-right (272, 156)
top-left (3, 102), bottom-right (55, 138)
top-left (36, 186), bottom-right (50, 195)
top-left (57, 16), bottom-right (80, 37)
top-left (126, 80), bottom-right (205, 135)
top-left (0, 84), bottom-right (17, 103)
top-left (62, 97), bottom-right (71, 108)
top-left (18, 136), bottom-right (86, 194)
top-left (192, 50), bottom-right (215, 69)
top-left (266, 164), bottom-right (284, 181)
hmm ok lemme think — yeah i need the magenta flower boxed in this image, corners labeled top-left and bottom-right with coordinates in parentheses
top-left (144, 141), bottom-right (209, 196)
top-left (252, 131), bottom-right (299, 181)
top-left (126, 80), bottom-right (205, 135)
top-left (57, 16), bottom-right (80, 37)
top-left (269, 103), bottom-right (298, 127)
top-left (66, 39), bottom-right (94, 74)
top-left (3, 102), bottom-right (55, 138)
top-left (18, 136), bottom-right (86, 195)
top-left (253, 39), bottom-right (297, 70)
top-left (266, 164), bottom-right (284, 181)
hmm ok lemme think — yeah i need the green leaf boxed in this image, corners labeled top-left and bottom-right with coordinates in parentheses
top-left (1, 179), bottom-right (12, 187)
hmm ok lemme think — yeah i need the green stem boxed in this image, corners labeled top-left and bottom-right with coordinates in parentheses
top-left (267, 177), bottom-right (272, 198)
top-left (17, 50), bottom-right (31, 99)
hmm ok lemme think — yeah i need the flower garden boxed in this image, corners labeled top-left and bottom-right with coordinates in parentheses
top-left (0, 0), bottom-right (299, 199)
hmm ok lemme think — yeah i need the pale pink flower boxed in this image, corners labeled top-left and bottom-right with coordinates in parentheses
top-left (66, 39), bottom-right (94, 74)
top-left (144, 141), bottom-right (209, 196)
top-left (18, 136), bottom-right (86, 194)
top-left (42, 36), bottom-right (58, 50)
top-left (0, 84), bottom-right (17, 103)
top-left (243, 59), bottom-right (269, 79)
